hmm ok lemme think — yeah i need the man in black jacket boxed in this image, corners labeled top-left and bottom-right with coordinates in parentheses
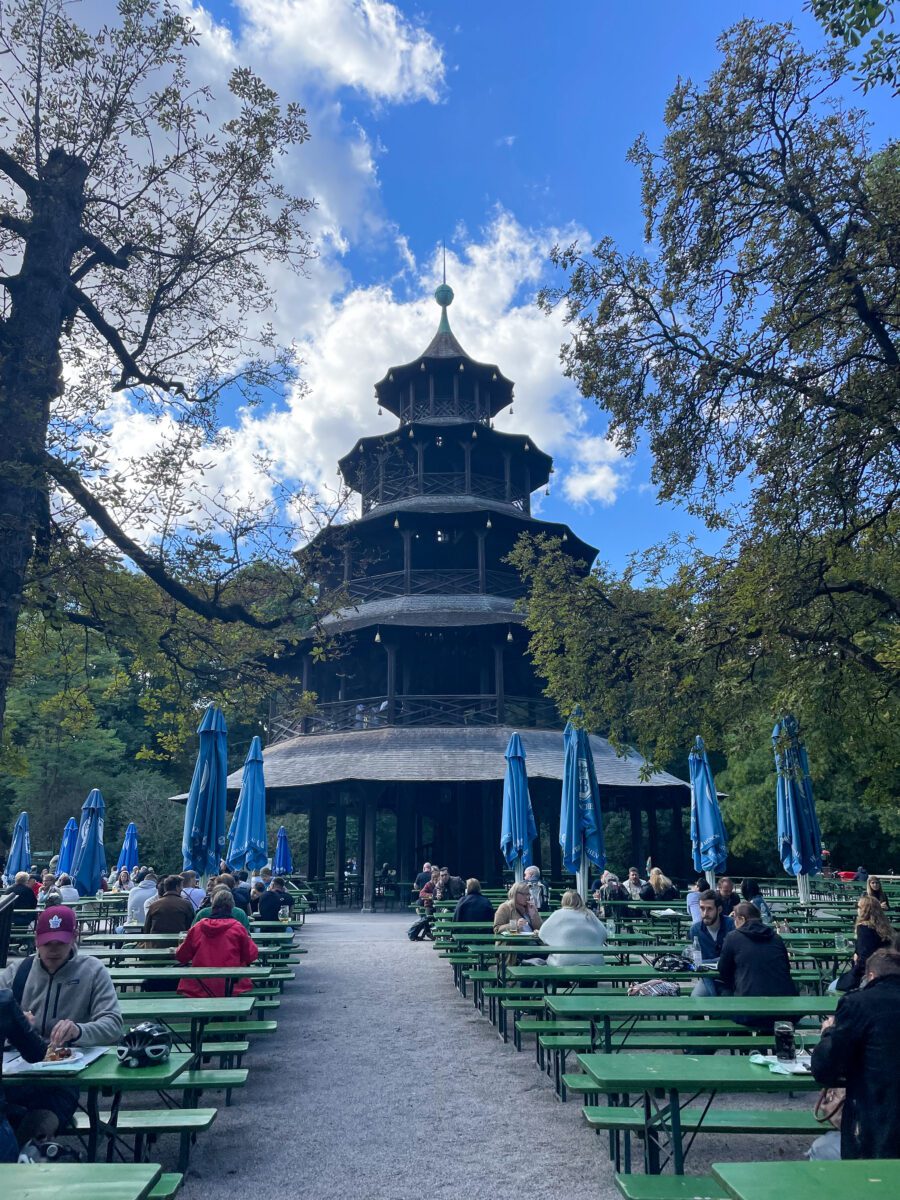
top-left (453, 879), bottom-right (494, 923)
top-left (811, 947), bottom-right (900, 1160)
top-left (714, 902), bottom-right (796, 1028)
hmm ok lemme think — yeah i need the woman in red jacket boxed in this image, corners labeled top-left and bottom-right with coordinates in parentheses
top-left (174, 886), bottom-right (259, 997)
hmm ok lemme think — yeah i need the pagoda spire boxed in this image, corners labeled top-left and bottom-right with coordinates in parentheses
top-left (422, 272), bottom-right (468, 359)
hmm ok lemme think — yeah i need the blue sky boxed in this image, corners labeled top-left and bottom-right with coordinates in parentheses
top-left (162, 0), bottom-right (895, 571)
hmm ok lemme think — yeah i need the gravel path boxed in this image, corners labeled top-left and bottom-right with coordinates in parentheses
top-left (179, 912), bottom-right (815, 1198)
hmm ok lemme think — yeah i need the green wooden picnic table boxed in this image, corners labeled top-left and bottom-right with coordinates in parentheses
top-left (577, 1051), bottom-right (821, 1175)
top-left (88, 944), bottom-right (290, 966)
top-left (6, 1049), bottom-right (191, 1162)
top-left (548, 993), bottom-right (839, 1052)
top-left (109, 965), bottom-right (271, 995)
top-left (0, 1162), bottom-right (163, 1199)
top-left (119, 995), bottom-right (256, 1054)
top-left (711, 1160), bottom-right (900, 1200)
top-left (83, 930), bottom-right (294, 943)
top-left (507, 964), bottom-right (826, 992)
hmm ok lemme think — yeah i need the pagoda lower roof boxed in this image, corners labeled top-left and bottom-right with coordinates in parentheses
top-left (208, 726), bottom-right (689, 794)
top-left (321, 593), bottom-right (525, 633)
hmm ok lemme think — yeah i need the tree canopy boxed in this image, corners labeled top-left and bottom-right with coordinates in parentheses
top-left (0, 0), bottom-right (323, 745)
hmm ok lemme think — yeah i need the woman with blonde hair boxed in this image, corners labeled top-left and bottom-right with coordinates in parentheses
top-left (493, 881), bottom-right (542, 935)
top-left (639, 867), bottom-right (679, 902)
top-left (836, 895), bottom-right (895, 992)
top-left (866, 876), bottom-right (890, 910)
top-left (537, 889), bottom-right (608, 967)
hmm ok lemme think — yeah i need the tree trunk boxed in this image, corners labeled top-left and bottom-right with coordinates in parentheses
top-left (0, 150), bottom-right (87, 742)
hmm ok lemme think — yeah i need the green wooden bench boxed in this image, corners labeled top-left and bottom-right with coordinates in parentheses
top-left (585, 1105), bottom-right (823, 1136)
top-left (149, 1173), bottom-right (184, 1200)
top-left (71, 1106), bottom-right (217, 1172)
top-left (171, 1066), bottom-right (248, 1106)
top-left (200, 1039), bottom-right (250, 1065)
top-left (615, 1174), bottom-right (727, 1200)
top-left (167, 1019), bottom-right (277, 1038)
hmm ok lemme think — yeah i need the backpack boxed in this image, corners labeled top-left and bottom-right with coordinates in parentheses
top-left (11, 954), bottom-right (34, 1005)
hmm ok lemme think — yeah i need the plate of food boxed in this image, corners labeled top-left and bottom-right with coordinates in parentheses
top-left (37, 1047), bottom-right (84, 1068)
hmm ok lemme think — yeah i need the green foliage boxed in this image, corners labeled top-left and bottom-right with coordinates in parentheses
top-left (810, 0), bottom-right (899, 91)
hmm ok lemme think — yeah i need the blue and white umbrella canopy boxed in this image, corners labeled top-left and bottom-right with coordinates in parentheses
top-left (272, 826), bottom-right (293, 876)
top-left (71, 788), bottom-right (107, 897)
top-left (500, 732), bottom-right (538, 882)
top-left (182, 704), bottom-right (228, 876)
top-left (227, 736), bottom-right (268, 873)
top-left (57, 817), bottom-right (79, 877)
top-left (115, 822), bottom-right (139, 873)
top-left (6, 811), bottom-right (31, 881)
top-left (773, 714), bottom-right (822, 901)
top-left (559, 719), bottom-right (606, 896)
top-left (689, 735), bottom-right (728, 884)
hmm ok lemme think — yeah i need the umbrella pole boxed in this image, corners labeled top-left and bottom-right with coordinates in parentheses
top-left (514, 860), bottom-right (524, 884)
top-left (705, 869), bottom-right (716, 889)
top-left (797, 873), bottom-right (811, 904)
top-left (576, 855), bottom-right (589, 902)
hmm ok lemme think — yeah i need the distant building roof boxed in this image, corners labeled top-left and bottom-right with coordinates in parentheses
top-left (214, 725), bottom-right (688, 794)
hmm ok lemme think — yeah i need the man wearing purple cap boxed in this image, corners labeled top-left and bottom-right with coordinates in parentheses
top-left (0, 905), bottom-right (122, 1147)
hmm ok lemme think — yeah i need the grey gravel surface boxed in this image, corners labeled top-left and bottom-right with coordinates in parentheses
top-left (177, 913), bottom-right (817, 1199)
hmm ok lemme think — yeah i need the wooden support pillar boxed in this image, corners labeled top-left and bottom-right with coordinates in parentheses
top-left (402, 530), bottom-right (413, 594)
top-left (476, 531), bottom-right (486, 593)
top-left (523, 465), bottom-right (531, 515)
top-left (671, 799), bottom-right (685, 879)
top-left (385, 643), bottom-right (397, 723)
top-left (398, 794), bottom-right (413, 883)
top-left (342, 544), bottom-right (351, 583)
top-left (335, 807), bottom-right (346, 901)
top-left (416, 442), bottom-right (424, 493)
top-left (306, 807), bottom-right (318, 879)
top-left (301, 654), bottom-right (311, 734)
top-left (629, 802), bottom-right (643, 872)
top-left (494, 642), bottom-right (506, 723)
top-left (647, 805), bottom-right (659, 869)
top-left (377, 459), bottom-right (384, 503)
top-left (463, 442), bottom-right (472, 493)
top-left (361, 795), bottom-right (377, 912)
top-left (480, 782), bottom-right (496, 885)
top-left (503, 452), bottom-right (511, 502)
top-left (315, 806), bottom-right (327, 880)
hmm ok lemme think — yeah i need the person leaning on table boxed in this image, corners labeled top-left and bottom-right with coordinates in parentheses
top-left (810, 947), bottom-right (900, 1160)
top-left (0, 905), bottom-right (123, 1148)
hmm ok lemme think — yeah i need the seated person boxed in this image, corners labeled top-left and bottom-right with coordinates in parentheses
top-left (54, 874), bottom-right (80, 904)
top-left (144, 875), bottom-right (194, 934)
top-left (739, 879), bottom-right (773, 923)
top-left (537, 889), bottom-right (607, 967)
top-left (523, 865), bottom-right (550, 911)
top-left (639, 868), bottom-right (679, 902)
top-left (691, 890), bottom-right (734, 964)
top-left (0, 989), bottom-right (47, 1161)
top-left (493, 882), bottom-right (543, 934)
top-left (179, 870), bottom-right (206, 912)
top-left (257, 876), bottom-right (292, 922)
top-left (595, 873), bottom-right (631, 919)
top-left (175, 887), bottom-right (259, 997)
top-left (838, 896), bottom-right (894, 992)
top-left (710, 901), bottom-right (796, 1028)
top-left (193, 883), bottom-right (251, 929)
top-left (3, 872), bottom-right (37, 925)
top-left (811, 947), bottom-right (900, 1160)
top-left (0, 906), bottom-right (122, 1148)
top-left (717, 876), bottom-right (738, 917)
top-left (126, 872), bottom-right (158, 924)
top-left (453, 878), bottom-right (494, 923)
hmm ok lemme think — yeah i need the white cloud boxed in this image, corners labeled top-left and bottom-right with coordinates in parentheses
top-left (563, 435), bottom-right (629, 507)
top-left (232, 0), bottom-right (445, 103)
top-left (495, 134), bottom-right (516, 147)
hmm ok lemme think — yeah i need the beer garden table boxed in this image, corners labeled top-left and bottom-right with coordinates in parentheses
top-left (118, 995), bottom-right (256, 1055)
top-left (711, 1159), bottom-right (900, 1200)
top-left (547, 993), bottom-right (839, 1052)
top-left (5, 1049), bottom-right (192, 1162)
top-left (0, 1162), bottom-right (163, 1199)
top-left (576, 1051), bottom-right (822, 1174)
top-left (108, 965), bottom-right (271, 995)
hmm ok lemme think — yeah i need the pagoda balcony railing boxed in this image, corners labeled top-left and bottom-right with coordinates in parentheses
top-left (270, 693), bottom-right (559, 741)
top-left (341, 568), bottom-right (526, 603)
top-left (402, 396), bottom-right (492, 423)
top-left (361, 470), bottom-right (528, 515)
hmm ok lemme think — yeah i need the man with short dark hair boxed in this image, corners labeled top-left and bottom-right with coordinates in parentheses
top-left (811, 947), bottom-right (900, 1159)
top-left (144, 875), bottom-right (194, 934)
top-left (714, 901), bottom-right (796, 1027)
top-left (691, 891), bottom-right (734, 961)
top-left (717, 876), bottom-right (738, 917)
top-left (232, 870), bottom-right (252, 913)
top-left (180, 870), bottom-right (206, 911)
top-left (2, 871), bottom-right (37, 926)
top-left (258, 876), bottom-right (291, 922)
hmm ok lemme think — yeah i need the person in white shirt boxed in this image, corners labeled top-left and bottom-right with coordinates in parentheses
top-left (624, 866), bottom-right (646, 901)
top-left (537, 889), bottom-right (608, 967)
top-left (126, 873), bottom-right (158, 924)
top-left (180, 870), bottom-right (206, 911)
top-left (55, 874), bottom-right (80, 904)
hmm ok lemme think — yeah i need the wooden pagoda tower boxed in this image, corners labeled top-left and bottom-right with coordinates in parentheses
top-left (226, 284), bottom-right (687, 908)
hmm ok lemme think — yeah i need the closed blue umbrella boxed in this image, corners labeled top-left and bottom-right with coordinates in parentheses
top-left (6, 811), bottom-right (31, 881)
top-left (116, 822), bottom-right (139, 873)
top-left (57, 817), bottom-right (79, 877)
top-left (559, 719), bottom-right (606, 897)
top-left (182, 704), bottom-right (228, 876)
top-left (227, 736), bottom-right (268, 873)
top-left (689, 736), bottom-right (728, 886)
top-left (71, 788), bottom-right (107, 897)
top-left (773, 714), bottom-right (822, 903)
top-left (500, 732), bottom-right (538, 883)
top-left (273, 826), bottom-right (293, 876)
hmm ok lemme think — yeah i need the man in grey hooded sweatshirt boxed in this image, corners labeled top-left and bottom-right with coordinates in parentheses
top-left (0, 905), bottom-right (123, 1146)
